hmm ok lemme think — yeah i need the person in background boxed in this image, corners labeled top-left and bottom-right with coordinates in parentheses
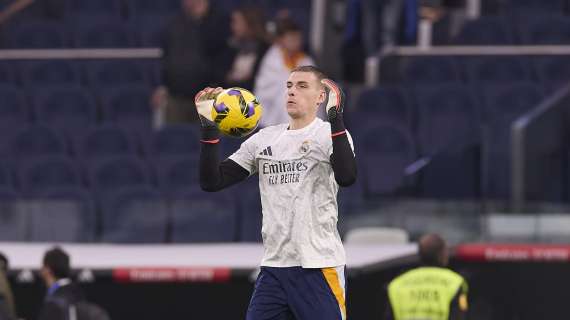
top-left (38, 247), bottom-right (83, 320)
top-left (254, 17), bottom-right (314, 128)
top-left (224, 6), bottom-right (270, 91)
top-left (151, 0), bottom-right (231, 126)
top-left (0, 253), bottom-right (15, 320)
top-left (386, 234), bottom-right (468, 320)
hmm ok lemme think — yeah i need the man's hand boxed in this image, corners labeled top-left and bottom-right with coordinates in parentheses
top-left (321, 79), bottom-right (345, 121)
top-left (194, 87), bottom-right (223, 128)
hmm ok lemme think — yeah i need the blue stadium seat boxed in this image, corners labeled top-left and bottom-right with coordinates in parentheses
top-left (154, 156), bottom-right (199, 195)
top-left (146, 125), bottom-right (200, 158)
top-left (99, 85), bottom-right (153, 134)
top-left (464, 56), bottom-right (531, 83)
top-left (517, 15), bottom-right (570, 45)
top-left (30, 187), bottom-right (96, 242)
top-left (451, 16), bottom-right (513, 45)
top-left (21, 60), bottom-right (80, 88)
top-left (170, 190), bottom-right (237, 243)
top-left (84, 60), bottom-right (148, 88)
top-left (401, 56), bottom-right (461, 85)
top-left (86, 155), bottom-right (151, 196)
top-left (136, 15), bottom-right (169, 47)
top-left (508, 0), bottom-right (567, 14)
top-left (0, 189), bottom-right (27, 241)
top-left (126, 0), bottom-right (179, 17)
top-left (73, 124), bottom-right (138, 160)
top-left (7, 20), bottom-right (67, 48)
top-left (16, 155), bottom-right (81, 195)
top-left (355, 122), bottom-right (416, 196)
top-left (534, 56), bottom-right (570, 89)
top-left (8, 125), bottom-right (67, 159)
top-left (482, 83), bottom-right (543, 123)
top-left (0, 161), bottom-right (14, 190)
top-left (66, 0), bottom-right (124, 21)
top-left (73, 20), bottom-right (134, 48)
top-left (0, 63), bottom-right (16, 85)
top-left (353, 86), bottom-right (413, 127)
top-left (32, 86), bottom-right (97, 134)
top-left (100, 186), bottom-right (168, 243)
top-left (236, 178), bottom-right (262, 242)
top-left (0, 84), bottom-right (29, 129)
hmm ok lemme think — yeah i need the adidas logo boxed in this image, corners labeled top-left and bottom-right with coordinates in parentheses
top-left (259, 146), bottom-right (273, 156)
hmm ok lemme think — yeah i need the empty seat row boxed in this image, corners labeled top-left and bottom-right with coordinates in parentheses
top-left (380, 55), bottom-right (570, 86)
top-left (0, 184), bottom-right (263, 243)
top-left (0, 124), bottom-right (200, 159)
top-left (0, 85), bottom-right (153, 134)
top-left (0, 60), bottom-right (160, 88)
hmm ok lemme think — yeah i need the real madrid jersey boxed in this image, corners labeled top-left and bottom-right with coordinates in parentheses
top-left (229, 118), bottom-right (354, 268)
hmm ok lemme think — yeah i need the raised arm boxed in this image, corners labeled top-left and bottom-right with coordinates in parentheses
top-left (321, 79), bottom-right (357, 187)
top-left (195, 88), bottom-right (249, 192)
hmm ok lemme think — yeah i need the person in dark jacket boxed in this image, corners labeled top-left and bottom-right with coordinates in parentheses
top-left (151, 0), bottom-right (232, 125)
top-left (38, 247), bottom-right (85, 320)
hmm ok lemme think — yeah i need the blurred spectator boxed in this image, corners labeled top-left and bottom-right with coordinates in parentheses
top-left (152, 0), bottom-right (231, 126)
top-left (385, 234), bottom-right (468, 320)
top-left (38, 247), bottom-right (84, 320)
top-left (224, 6), bottom-right (270, 91)
top-left (0, 253), bottom-right (15, 320)
top-left (254, 17), bottom-right (314, 128)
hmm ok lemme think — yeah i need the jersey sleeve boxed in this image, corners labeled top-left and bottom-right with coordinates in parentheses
top-left (229, 132), bottom-right (259, 174)
top-left (327, 130), bottom-right (355, 157)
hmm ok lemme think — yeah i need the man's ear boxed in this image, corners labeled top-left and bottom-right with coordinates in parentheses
top-left (317, 88), bottom-right (326, 105)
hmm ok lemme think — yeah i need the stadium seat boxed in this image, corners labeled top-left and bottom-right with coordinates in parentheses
top-left (86, 155), bottom-right (151, 196)
top-left (32, 85), bottom-right (97, 134)
top-left (517, 15), bottom-right (570, 45)
top-left (146, 125), bottom-right (200, 158)
top-left (66, 0), bottom-right (124, 22)
top-left (0, 161), bottom-right (14, 190)
top-left (126, 0), bottom-right (179, 17)
top-left (0, 84), bottom-right (29, 130)
top-left (463, 56), bottom-right (531, 84)
top-left (30, 187), bottom-right (96, 242)
top-left (16, 155), bottom-right (81, 195)
top-left (7, 20), bottom-right (67, 48)
top-left (508, 0), bottom-right (567, 14)
top-left (534, 56), bottom-right (570, 89)
top-left (413, 84), bottom-right (481, 198)
top-left (0, 63), bottom-right (16, 85)
top-left (170, 190), bottom-right (237, 242)
top-left (401, 56), bottom-right (461, 85)
top-left (236, 178), bottom-right (262, 242)
top-left (353, 86), bottom-right (413, 127)
top-left (154, 156), bottom-right (199, 195)
top-left (99, 85), bottom-right (153, 134)
top-left (73, 20), bottom-right (134, 48)
top-left (450, 16), bottom-right (513, 45)
top-left (100, 186), bottom-right (168, 243)
top-left (136, 15), bottom-right (169, 47)
top-left (356, 122), bottom-right (416, 196)
top-left (0, 189), bottom-right (27, 241)
top-left (21, 60), bottom-right (80, 88)
top-left (8, 125), bottom-right (67, 159)
top-left (482, 83), bottom-right (543, 123)
top-left (84, 60), bottom-right (148, 88)
top-left (73, 124), bottom-right (138, 160)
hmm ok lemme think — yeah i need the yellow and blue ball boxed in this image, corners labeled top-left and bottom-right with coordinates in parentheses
top-left (212, 87), bottom-right (263, 138)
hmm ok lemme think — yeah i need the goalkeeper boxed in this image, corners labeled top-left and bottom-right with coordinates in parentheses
top-left (196, 65), bottom-right (357, 320)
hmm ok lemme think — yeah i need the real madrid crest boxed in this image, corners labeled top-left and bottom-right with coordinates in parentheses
top-left (299, 140), bottom-right (311, 154)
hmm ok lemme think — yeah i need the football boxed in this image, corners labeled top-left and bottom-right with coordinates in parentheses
top-left (212, 87), bottom-right (263, 138)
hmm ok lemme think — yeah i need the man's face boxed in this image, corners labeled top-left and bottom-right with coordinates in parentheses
top-left (279, 31), bottom-right (303, 54)
top-left (182, 0), bottom-right (208, 19)
top-left (285, 71), bottom-right (325, 119)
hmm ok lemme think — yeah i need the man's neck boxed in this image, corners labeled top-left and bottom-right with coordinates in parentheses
top-left (289, 116), bottom-right (315, 130)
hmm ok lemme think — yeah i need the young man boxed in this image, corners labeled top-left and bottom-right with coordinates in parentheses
top-left (196, 65), bottom-right (357, 320)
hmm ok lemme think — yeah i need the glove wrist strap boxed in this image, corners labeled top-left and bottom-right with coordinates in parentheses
top-left (329, 112), bottom-right (346, 136)
top-left (201, 126), bottom-right (220, 143)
